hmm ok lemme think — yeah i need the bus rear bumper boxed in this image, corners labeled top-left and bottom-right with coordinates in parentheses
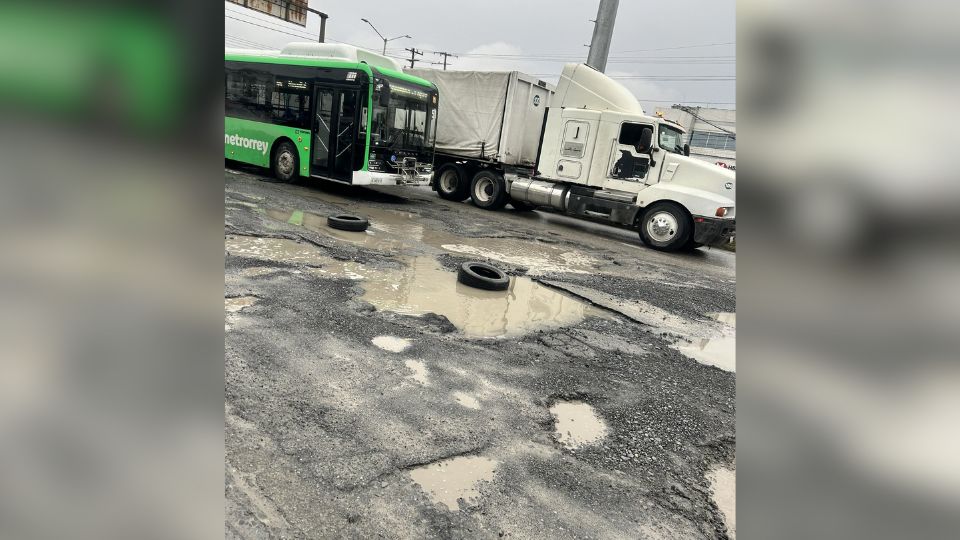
top-left (353, 171), bottom-right (431, 187)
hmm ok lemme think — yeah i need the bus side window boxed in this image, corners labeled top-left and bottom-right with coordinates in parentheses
top-left (271, 78), bottom-right (310, 130)
top-left (226, 66), bottom-right (272, 123)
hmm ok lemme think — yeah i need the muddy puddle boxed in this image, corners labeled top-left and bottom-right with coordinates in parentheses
top-left (226, 235), bottom-right (330, 266)
top-left (674, 312), bottom-right (736, 372)
top-left (355, 257), bottom-right (605, 338)
top-left (225, 296), bottom-right (257, 332)
top-left (405, 360), bottom-right (429, 385)
top-left (267, 208), bottom-right (600, 275)
top-left (452, 391), bottom-right (481, 410)
top-left (708, 465), bottom-right (736, 538)
top-left (676, 337), bottom-right (735, 373)
top-left (408, 455), bottom-right (498, 511)
top-left (372, 335), bottom-right (412, 353)
top-left (549, 400), bottom-right (609, 449)
top-left (712, 312), bottom-right (736, 327)
top-left (225, 296), bottom-right (257, 313)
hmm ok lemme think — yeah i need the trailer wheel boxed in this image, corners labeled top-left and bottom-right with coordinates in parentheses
top-left (470, 170), bottom-right (509, 210)
top-left (272, 140), bottom-right (299, 183)
top-left (638, 202), bottom-right (691, 252)
top-left (434, 163), bottom-right (471, 201)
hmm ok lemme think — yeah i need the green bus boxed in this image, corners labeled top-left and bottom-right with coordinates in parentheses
top-left (225, 43), bottom-right (438, 185)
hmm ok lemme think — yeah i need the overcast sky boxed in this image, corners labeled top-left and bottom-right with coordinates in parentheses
top-left (225, 0), bottom-right (735, 113)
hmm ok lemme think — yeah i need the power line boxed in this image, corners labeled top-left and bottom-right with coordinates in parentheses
top-left (614, 41), bottom-right (735, 54)
top-left (674, 105), bottom-right (737, 136)
top-left (225, 15), bottom-right (318, 41)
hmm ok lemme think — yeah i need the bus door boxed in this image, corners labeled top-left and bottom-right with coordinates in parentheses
top-left (311, 86), bottom-right (359, 181)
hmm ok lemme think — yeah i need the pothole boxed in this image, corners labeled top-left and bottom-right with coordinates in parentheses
top-left (225, 296), bottom-right (257, 332)
top-left (549, 400), bottom-right (609, 449)
top-left (675, 336), bottom-right (735, 373)
top-left (711, 312), bottom-right (736, 327)
top-left (404, 360), bottom-right (429, 385)
top-left (226, 235), bottom-right (330, 266)
top-left (707, 465), bottom-right (736, 538)
top-left (240, 266), bottom-right (282, 277)
top-left (452, 391), bottom-right (480, 410)
top-left (408, 456), bottom-right (498, 512)
top-left (372, 335), bottom-right (412, 353)
top-left (267, 208), bottom-right (599, 274)
top-left (355, 257), bottom-right (605, 338)
top-left (225, 296), bottom-right (257, 313)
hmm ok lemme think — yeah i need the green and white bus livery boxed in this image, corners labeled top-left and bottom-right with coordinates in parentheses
top-left (225, 43), bottom-right (438, 186)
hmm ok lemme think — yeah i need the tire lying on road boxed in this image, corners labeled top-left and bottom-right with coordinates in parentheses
top-left (327, 214), bottom-right (369, 232)
top-left (457, 261), bottom-right (510, 291)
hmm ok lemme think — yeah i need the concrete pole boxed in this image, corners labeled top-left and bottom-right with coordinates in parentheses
top-left (586, 0), bottom-right (619, 72)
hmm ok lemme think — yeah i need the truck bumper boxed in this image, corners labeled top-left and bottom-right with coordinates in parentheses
top-left (353, 171), bottom-right (432, 186)
top-left (693, 216), bottom-right (736, 246)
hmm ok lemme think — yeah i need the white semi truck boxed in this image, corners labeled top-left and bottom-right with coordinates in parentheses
top-left (408, 64), bottom-right (736, 251)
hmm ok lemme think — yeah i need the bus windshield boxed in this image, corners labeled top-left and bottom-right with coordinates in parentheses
top-left (371, 79), bottom-right (436, 152)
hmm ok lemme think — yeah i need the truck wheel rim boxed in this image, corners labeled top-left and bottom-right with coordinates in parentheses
top-left (439, 170), bottom-right (458, 192)
top-left (647, 211), bottom-right (678, 242)
top-left (474, 177), bottom-right (494, 203)
top-left (277, 151), bottom-right (294, 176)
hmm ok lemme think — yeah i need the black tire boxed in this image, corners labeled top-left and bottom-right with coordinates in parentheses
top-left (457, 261), bottom-right (510, 291)
top-left (272, 140), bottom-right (300, 183)
top-left (434, 163), bottom-right (471, 201)
top-left (327, 214), bottom-right (369, 232)
top-left (509, 199), bottom-right (537, 212)
top-left (638, 202), bottom-right (692, 252)
top-left (470, 170), bottom-right (509, 210)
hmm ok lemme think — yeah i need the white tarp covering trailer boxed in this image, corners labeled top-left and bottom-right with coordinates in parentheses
top-left (407, 69), bottom-right (554, 167)
top-left (409, 64), bottom-right (735, 252)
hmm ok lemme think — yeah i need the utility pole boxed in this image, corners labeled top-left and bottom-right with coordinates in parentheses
top-left (306, 8), bottom-right (328, 43)
top-left (433, 51), bottom-right (457, 70)
top-left (586, 0), bottom-right (619, 72)
top-left (360, 18), bottom-right (411, 55)
top-left (405, 47), bottom-right (423, 68)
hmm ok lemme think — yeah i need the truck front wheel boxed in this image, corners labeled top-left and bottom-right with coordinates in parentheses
top-left (470, 170), bottom-right (509, 210)
top-left (638, 202), bottom-right (692, 252)
top-left (434, 163), bottom-right (471, 201)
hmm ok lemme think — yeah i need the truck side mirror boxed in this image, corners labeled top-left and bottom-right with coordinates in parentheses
top-left (638, 127), bottom-right (653, 153)
top-left (683, 143), bottom-right (690, 156)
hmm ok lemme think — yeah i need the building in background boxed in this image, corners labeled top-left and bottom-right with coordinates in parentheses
top-left (655, 105), bottom-right (736, 169)
top-left (227, 0), bottom-right (307, 27)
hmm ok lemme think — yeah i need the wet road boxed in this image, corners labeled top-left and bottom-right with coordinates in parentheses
top-left (224, 166), bottom-right (736, 539)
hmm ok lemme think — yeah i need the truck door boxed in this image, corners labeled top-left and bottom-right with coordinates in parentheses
top-left (602, 121), bottom-right (662, 195)
top-left (556, 120), bottom-right (591, 182)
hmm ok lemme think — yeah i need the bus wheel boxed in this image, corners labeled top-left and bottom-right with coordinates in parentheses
top-left (638, 202), bottom-right (691, 252)
top-left (434, 163), bottom-right (470, 201)
top-left (272, 141), bottom-right (299, 183)
top-left (470, 170), bottom-right (508, 210)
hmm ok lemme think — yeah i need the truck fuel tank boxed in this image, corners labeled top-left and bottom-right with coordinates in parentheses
top-left (508, 177), bottom-right (570, 211)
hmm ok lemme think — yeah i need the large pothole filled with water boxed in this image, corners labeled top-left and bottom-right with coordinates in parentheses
top-left (226, 235), bottom-right (605, 338)
top-left (408, 455), bottom-right (499, 512)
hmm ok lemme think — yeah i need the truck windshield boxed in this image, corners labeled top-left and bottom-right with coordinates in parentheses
top-left (658, 124), bottom-right (685, 154)
top-left (371, 79), bottom-right (435, 152)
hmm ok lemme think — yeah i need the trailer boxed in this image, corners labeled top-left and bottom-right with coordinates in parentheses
top-left (409, 64), bottom-right (735, 251)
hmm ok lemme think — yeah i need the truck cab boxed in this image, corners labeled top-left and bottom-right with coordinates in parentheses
top-left (521, 64), bottom-right (735, 250)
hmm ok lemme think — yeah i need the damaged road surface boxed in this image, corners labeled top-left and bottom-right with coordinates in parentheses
top-left (224, 166), bottom-right (736, 539)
